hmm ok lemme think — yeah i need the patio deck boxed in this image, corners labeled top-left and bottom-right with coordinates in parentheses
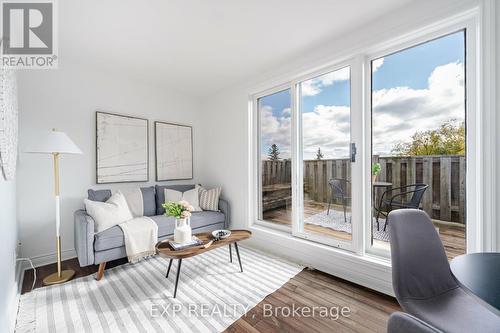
top-left (263, 201), bottom-right (466, 260)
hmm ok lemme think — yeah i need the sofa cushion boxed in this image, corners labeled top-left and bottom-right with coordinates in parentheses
top-left (88, 189), bottom-right (112, 202)
top-left (84, 191), bottom-right (134, 233)
top-left (141, 187), bottom-right (156, 216)
top-left (164, 185), bottom-right (202, 211)
top-left (94, 210), bottom-right (225, 251)
top-left (199, 186), bottom-right (222, 211)
top-left (155, 184), bottom-right (196, 215)
top-left (88, 187), bottom-right (156, 216)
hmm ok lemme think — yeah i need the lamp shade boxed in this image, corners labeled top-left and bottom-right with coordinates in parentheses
top-left (25, 129), bottom-right (82, 154)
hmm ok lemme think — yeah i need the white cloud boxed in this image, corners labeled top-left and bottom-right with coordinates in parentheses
top-left (372, 57), bottom-right (384, 72)
top-left (300, 66), bottom-right (350, 97)
top-left (260, 61), bottom-right (465, 160)
top-left (261, 104), bottom-right (351, 160)
top-left (302, 105), bottom-right (351, 159)
top-left (300, 80), bottom-right (322, 96)
top-left (260, 106), bottom-right (292, 159)
top-left (372, 62), bottom-right (464, 154)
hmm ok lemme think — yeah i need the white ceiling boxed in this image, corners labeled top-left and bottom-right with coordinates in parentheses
top-left (60, 0), bottom-right (416, 97)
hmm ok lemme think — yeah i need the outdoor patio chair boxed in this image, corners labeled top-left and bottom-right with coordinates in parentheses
top-left (327, 178), bottom-right (351, 223)
top-left (375, 183), bottom-right (428, 231)
top-left (389, 209), bottom-right (500, 333)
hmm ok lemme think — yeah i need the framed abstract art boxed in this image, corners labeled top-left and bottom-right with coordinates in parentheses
top-left (96, 111), bottom-right (149, 183)
top-left (155, 121), bottom-right (193, 181)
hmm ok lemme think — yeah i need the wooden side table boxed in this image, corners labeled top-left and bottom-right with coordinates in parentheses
top-left (156, 230), bottom-right (252, 298)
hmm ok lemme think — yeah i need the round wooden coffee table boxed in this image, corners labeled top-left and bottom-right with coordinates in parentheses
top-left (156, 230), bottom-right (252, 298)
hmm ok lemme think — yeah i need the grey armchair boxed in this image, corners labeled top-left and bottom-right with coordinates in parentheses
top-left (387, 312), bottom-right (442, 333)
top-left (389, 209), bottom-right (500, 333)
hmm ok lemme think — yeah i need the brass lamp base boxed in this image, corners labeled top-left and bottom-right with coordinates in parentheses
top-left (42, 269), bottom-right (75, 286)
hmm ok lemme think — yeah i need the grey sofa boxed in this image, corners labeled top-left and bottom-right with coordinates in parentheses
top-left (74, 184), bottom-right (230, 280)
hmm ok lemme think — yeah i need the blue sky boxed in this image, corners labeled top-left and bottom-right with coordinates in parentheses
top-left (373, 31), bottom-right (464, 90)
top-left (258, 89), bottom-right (290, 120)
top-left (302, 79), bottom-right (350, 111)
top-left (260, 31), bottom-right (465, 159)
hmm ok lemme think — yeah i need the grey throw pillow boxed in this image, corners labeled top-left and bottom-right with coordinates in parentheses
top-left (87, 189), bottom-right (112, 202)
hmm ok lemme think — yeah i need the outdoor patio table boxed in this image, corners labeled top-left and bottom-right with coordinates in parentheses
top-left (450, 252), bottom-right (500, 316)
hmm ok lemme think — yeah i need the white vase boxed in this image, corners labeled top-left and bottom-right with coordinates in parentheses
top-left (174, 218), bottom-right (192, 244)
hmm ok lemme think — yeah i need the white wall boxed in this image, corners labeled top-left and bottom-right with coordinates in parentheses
top-left (496, 1), bottom-right (500, 251)
top-left (199, 0), bottom-right (479, 228)
top-left (197, 0), bottom-right (493, 294)
top-left (12, 0), bottom-right (497, 296)
top-left (16, 61), bottom-right (202, 265)
top-left (0, 177), bottom-right (18, 332)
top-left (197, 90), bottom-right (250, 227)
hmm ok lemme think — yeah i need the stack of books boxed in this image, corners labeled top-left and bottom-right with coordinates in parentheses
top-left (169, 236), bottom-right (203, 250)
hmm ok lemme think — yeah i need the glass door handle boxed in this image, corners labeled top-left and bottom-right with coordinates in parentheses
top-left (351, 143), bottom-right (357, 162)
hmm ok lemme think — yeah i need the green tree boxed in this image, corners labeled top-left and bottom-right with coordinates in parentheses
top-left (315, 147), bottom-right (324, 160)
top-left (392, 121), bottom-right (465, 156)
top-left (267, 144), bottom-right (280, 161)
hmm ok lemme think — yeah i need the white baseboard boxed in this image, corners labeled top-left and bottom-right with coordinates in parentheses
top-left (26, 248), bottom-right (77, 268)
top-left (246, 225), bottom-right (395, 296)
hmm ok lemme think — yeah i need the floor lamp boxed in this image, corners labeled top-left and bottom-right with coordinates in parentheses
top-left (27, 129), bottom-right (82, 285)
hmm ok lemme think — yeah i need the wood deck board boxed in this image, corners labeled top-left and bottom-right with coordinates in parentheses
top-left (263, 201), bottom-right (465, 260)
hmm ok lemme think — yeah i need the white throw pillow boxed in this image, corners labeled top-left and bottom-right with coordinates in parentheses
top-left (164, 185), bottom-right (202, 211)
top-left (84, 191), bottom-right (134, 233)
top-left (199, 186), bottom-right (222, 211)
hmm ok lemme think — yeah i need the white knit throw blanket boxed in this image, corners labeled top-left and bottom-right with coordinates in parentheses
top-left (119, 216), bottom-right (158, 263)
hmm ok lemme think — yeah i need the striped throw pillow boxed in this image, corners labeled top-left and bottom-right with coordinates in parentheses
top-left (199, 186), bottom-right (222, 211)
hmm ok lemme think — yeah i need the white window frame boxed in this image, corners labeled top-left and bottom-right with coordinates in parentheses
top-left (290, 59), bottom-right (359, 251)
top-left (249, 8), bottom-right (487, 260)
top-left (363, 16), bottom-right (479, 258)
top-left (252, 83), bottom-right (293, 233)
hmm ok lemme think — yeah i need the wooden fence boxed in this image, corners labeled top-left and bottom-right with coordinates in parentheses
top-left (261, 155), bottom-right (466, 224)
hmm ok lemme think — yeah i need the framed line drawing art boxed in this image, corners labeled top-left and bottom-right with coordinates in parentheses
top-left (96, 111), bottom-right (149, 183)
top-left (155, 121), bottom-right (193, 181)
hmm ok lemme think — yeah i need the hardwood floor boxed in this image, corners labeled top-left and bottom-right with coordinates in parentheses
top-left (21, 257), bottom-right (128, 294)
top-left (22, 258), bottom-right (400, 333)
top-left (263, 201), bottom-right (466, 260)
top-left (20, 204), bottom-right (459, 331)
top-left (225, 269), bottom-right (400, 333)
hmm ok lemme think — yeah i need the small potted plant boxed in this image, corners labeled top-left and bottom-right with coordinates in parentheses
top-left (372, 163), bottom-right (381, 183)
top-left (163, 200), bottom-right (194, 244)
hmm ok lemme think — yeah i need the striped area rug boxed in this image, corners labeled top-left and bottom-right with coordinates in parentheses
top-left (16, 246), bottom-right (302, 333)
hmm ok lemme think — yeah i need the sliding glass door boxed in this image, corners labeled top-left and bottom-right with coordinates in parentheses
top-left (254, 22), bottom-right (475, 259)
top-left (368, 31), bottom-right (467, 259)
top-left (257, 88), bottom-right (292, 229)
top-left (294, 65), bottom-right (359, 249)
